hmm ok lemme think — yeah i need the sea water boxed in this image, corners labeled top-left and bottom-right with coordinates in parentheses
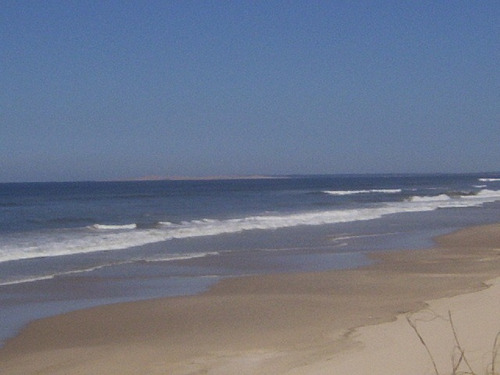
top-left (1, 174), bottom-right (500, 344)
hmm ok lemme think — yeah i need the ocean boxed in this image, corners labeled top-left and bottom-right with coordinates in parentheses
top-left (1, 174), bottom-right (500, 344)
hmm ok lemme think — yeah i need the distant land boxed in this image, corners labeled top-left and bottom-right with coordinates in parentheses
top-left (114, 172), bottom-right (500, 183)
top-left (120, 175), bottom-right (288, 182)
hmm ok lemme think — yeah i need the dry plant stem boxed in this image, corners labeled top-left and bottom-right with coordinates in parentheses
top-left (449, 311), bottom-right (476, 375)
top-left (492, 332), bottom-right (500, 375)
top-left (452, 349), bottom-right (466, 375)
top-left (408, 310), bottom-right (500, 375)
top-left (406, 315), bottom-right (440, 375)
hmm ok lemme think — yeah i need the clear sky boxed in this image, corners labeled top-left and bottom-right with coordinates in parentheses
top-left (1, 1), bottom-right (499, 182)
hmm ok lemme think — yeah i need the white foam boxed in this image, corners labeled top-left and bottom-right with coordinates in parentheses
top-left (142, 251), bottom-right (220, 263)
top-left (0, 274), bottom-right (56, 286)
top-left (0, 252), bottom-right (219, 286)
top-left (1, 189), bottom-right (499, 264)
top-left (323, 189), bottom-right (402, 196)
top-left (408, 194), bottom-right (451, 202)
top-left (0, 263), bottom-right (113, 286)
top-left (90, 223), bottom-right (137, 230)
top-left (479, 178), bottom-right (500, 182)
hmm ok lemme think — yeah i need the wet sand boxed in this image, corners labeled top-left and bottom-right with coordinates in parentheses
top-left (1, 224), bottom-right (499, 374)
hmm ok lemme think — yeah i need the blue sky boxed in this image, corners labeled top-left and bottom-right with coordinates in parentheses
top-left (1, 1), bottom-right (499, 182)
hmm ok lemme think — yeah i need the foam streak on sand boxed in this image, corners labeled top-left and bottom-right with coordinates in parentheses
top-left (0, 251), bottom-right (220, 286)
top-left (1, 224), bottom-right (500, 375)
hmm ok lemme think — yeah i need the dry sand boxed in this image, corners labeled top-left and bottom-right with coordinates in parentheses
top-left (1, 224), bottom-right (499, 374)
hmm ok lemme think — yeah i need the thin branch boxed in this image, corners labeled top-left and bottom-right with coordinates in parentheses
top-left (407, 315), bottom-right (440, 375)
top-left (492, 331), bottom-right (500, 375)
top-left (452, 348), bottom-right (465, 375)
top-left (448, 311), bottom-right (476, 374)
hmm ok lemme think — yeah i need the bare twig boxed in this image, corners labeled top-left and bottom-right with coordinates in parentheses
top-left (406, 315), bottom-right (440, 375)
top-left (491, 331), bottom-right (500, 375)
top-left (451, 347), bottom-right (465, 375)
top-left (407, 311), bottom-right (500, 375)
top-left (448, 311), bottom-right (476, 375)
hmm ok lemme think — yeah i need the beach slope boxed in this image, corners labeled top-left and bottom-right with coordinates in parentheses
top-left (1, 224), bottom-right (500, 374)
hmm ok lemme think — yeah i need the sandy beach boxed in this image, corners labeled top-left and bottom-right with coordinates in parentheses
top-left (1, 223), bottom-right (499, 375)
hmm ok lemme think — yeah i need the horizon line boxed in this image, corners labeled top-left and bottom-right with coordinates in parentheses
top-left (1, 171), bottom-right (500, 184)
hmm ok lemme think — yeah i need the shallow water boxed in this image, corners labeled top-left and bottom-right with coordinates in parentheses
top-left (1, 174), bottom-right (500, 345)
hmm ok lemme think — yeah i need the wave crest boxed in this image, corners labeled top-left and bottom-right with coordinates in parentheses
top-left (479, 178), bottom-right (500, 182)
top-left (2, 189), bottom-right (499, 264)
top-left (90, 223), bottom-right (137, 230)
top-left (323, 189), bottom-right (402, 196)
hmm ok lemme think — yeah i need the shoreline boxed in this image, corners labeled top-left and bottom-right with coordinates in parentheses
top-left (1, 223), bottom-right (500, 374)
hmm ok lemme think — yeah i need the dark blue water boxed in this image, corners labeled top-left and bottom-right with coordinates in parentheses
top-left (1, 174), bottom-right (500, 344)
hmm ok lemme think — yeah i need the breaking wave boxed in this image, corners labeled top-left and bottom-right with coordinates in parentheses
top-left (479, 178), bottom-right (500, 182)
top-left (1, 189), bottom-right (499, 264)
top-left (322, 189), bottom-right (402, 196)
top-left (90, 223), bottom-right (138, 230)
